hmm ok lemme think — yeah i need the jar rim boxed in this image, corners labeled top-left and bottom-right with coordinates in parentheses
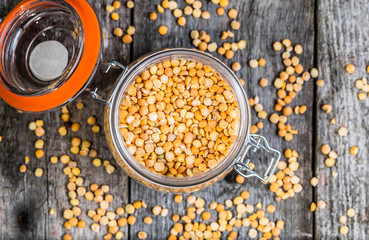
top-left (108, 48), bottom-right (251, 189)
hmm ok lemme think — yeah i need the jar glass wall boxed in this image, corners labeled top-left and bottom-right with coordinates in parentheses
top-left (105, 48), bottom-right (250, 193)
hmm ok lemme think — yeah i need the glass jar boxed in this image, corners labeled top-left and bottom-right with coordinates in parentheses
top-left (0, 0), bottom-right (101, 112)
top-left (0, 1), bottom-right (280, 193)
top-left (104, 48), bottom-right (281, 193)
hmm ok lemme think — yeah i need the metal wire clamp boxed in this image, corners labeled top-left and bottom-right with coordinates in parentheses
top-left (233, 134), bottom-right (281, 183)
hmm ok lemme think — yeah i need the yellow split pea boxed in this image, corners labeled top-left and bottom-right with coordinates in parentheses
top-left (158, 25), bottom-right (168, 35)
top-left (35, 168), bottom-right (43, 177)
top-left (120, 60), bottom-right (240, 177)
top-left (149, 12), bottom-right (157, 20)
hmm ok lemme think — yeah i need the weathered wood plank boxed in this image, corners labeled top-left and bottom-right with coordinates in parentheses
top-left (0, 104), bottom-right (48, 240)
top-left (130, 0), bottom-right (315, 239)
top-left (0, 1), bottom-right (48, 239)
top-left (0, 0), bottom-right (132, 239)
top-left (316, 0), bottom-right (369, 238)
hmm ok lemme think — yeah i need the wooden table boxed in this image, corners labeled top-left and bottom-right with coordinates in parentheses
top-left (0, 0), bottom-right (368, 239)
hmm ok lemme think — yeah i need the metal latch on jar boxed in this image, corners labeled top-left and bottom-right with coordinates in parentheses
top-left (233, 134), bottom-right (281, 183)
top-left (85, 61), bottom-right (128, 105)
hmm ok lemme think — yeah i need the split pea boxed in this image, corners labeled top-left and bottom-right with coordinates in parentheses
top-left (347, 208), bottom-right (355, 217)
top-left (19, 165), bottom-right (27, 173)
top-left (230, 20), bottom-right (240, 30)
top-left (35, 168), bottom-right (43, 177)
top-left (310, 177), bottom-right (319, 187)
top-left (325, 158), bottom-right (335, 167)
top-left (231, 62), bottom-right (241, 71)
top-left (273, 41), bottom-right (282, 51)
top-left (249, 59), bottom-right (258, 68)
top-left (201, 11), bottom-right (210, 19)
top-left (111, 12), bottom-right (119, 21)
top-left (152, 206), bottom-right (162, 215)
top-left (158, 25), bottom-right (168, 35)
top-left (59, 126), bottom-right (67, 136)
top-left (174, 195), bottom-right (183, 203)
top-left (184, 6), bottom-right (193, 15)
top-left (106, 5), bottom-right (114, 12)
top-left (321, 144), bottom-right (331, 155)
top-left (87, 116), bottom-right (96, 125)
top-left (127, 215), bottom-right (136, 225)
top-left (138, 232), bottom-right (147, 239)
top-left (149, 12), bottom-right (157, 20)
top-left (127, 26), bottom-right (136, 35)
top-left (340, 215), bottom-right (347, 224)
top-left (346, 64), bottom-right (355, 74)
top-left (76, 102), bottom-right (84, 110)
top-left (258, 58), bottom-right (266, 67)
top-left (71, 123), bottom-right (80, 132)
top-left (259, 78), bottom-right (268, 87)
top-left (310, 202), bottom-right (316, 212)
top-left (350, 146), bottom-right (358, 155)
top-left (340, 226), bottom-right (349, 235)
top-left (317, 200), bottom-right (326, 209)
top-left (122, 34), bottom-right (133, 44)
top-left (178, 17), bottom-right (186, 26)
top-left (236, 174), bottom-right (245, 184)
top-left (228, 9), bottom-right (238, 18)
top-left (63, 234), bottom-right (72, 240)
top-left (338, 127), bottom-right (348, 136)
top-left (126, 0), bottom-right (134, 8)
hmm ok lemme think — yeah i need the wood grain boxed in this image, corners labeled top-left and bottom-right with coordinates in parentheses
top-left (0, 0), bottom-right (132, 239)
top-left (130, 0), bottom-right (315, 239)
top-left (0, 0), bottom-right (368, 239)
top-left (0, 1), bottom-right (48, 238)
top-left (315, 0), bottom-right (369, 238)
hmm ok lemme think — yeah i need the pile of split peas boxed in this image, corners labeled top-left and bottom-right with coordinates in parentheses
top-left (8, 0), bottom-right (368, 239)
top-left (120, 60), bottom-right (240, 177)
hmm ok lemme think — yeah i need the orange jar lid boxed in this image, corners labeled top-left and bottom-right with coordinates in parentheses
top-left (0, 0), bottom-right (101, 112)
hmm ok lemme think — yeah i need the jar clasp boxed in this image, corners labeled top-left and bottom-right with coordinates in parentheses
top-left (104, 61), bottom-right (127, 73)
top-left (233, 134), bottom-right (281, 183)
top-left (85, 87), bottom-right (108, 104)
top-left (86, 61), bottom-right (128, 106)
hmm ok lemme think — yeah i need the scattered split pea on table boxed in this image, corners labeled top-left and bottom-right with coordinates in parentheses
top-left (0, 0), bottom-right (369, 239)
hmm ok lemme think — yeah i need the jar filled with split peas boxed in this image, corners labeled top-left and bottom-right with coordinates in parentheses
top-left (0, 0), bottom-right (280, 193)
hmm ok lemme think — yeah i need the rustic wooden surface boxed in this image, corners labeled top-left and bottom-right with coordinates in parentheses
top-left (0, 0), bottom-right (368, 239)
top-left (315, 0), bottom-right (369, 239)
